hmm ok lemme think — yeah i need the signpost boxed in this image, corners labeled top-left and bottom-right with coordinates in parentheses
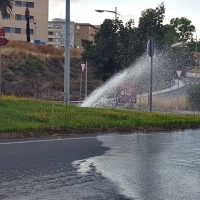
top-left (0, 38), bottom-right (8, 45)
top-left (0, 28), bottom-right (5, 36)
top-left (147, 39), bottom-right (155, 112)
top-left (176, 70), bottom-right (182, 111)
top-left (79, 62), bottom-right (86, 105)
top-left (0, 28), bottom-right (9, 100)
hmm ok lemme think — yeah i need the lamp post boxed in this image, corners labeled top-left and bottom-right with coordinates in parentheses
top-left (34, 22), bottom-right (36, 40)
top-left (25, 6), bottom-right (30, 42)
top-left (95, 7), bottom-right (120, 20)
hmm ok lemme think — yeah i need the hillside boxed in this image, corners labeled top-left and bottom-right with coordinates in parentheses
top-left (1, 41), bottom-right (101, 101)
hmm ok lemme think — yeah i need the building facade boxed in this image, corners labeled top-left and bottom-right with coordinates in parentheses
top-left (0, 0), bottom-right (48, 43)
top-left (47, 21), bottom-right (99, 49)
top-left (47, 18), bottom-right (75, 48)
top-left (74, 23), bottom-right (99, 50)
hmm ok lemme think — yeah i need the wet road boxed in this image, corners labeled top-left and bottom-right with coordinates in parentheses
top-left (0, 136), bottom-right (129, 200)
top-left (1, 130), bottom-right (200, 199)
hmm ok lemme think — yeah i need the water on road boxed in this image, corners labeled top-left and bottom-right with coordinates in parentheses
top-left (1, 130), bottom-right (200, 199)
top-left (74, 129), bottom-right (200, 200)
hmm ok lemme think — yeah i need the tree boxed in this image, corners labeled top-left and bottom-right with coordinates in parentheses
top-left (82, 19), bottom-right (137, 80)
top-left (162, 24), bottom-right (179, 46)
top-left (0, 0), bottom-right (14, 17)
top-left (187, 84), bottom-right (200, 111)
top-left (170, 17), bottom-right (195, 41)
top-left (137, 2), bottom-right (166, 50)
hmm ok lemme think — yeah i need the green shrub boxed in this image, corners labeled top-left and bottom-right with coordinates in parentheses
top-left (187, 84), bottom-right (200, 110)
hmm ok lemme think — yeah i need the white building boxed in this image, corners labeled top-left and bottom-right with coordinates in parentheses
top-left (47, 18), bottom-right (75, 48)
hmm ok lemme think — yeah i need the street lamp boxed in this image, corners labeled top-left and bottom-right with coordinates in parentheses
top-left (34, 22), bottom-right (36, 40)
top-left (95, 7), bottom-right (120, 20)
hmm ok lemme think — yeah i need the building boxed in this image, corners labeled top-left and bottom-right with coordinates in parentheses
top-left (47, 18), bottom-right (75, 48)
top-left (0, 0), bottom-right (48, 43)
top-left (47, 20), bottom-right (99, 49)
top-left (74, 23), bottom-right (99, 50)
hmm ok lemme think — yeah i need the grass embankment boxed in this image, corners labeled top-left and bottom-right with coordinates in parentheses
top-left (0, 96), bottom-right (200, 139)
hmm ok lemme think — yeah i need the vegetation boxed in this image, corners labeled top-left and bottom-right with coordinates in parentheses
top-left (187, 84), bottom-right (200, 111)
top-left (0, 96), bottom-right (200, 138)
top-left (81, 2), bottom-right (196, 81)
top-left (1, 40), bottom-right (98, 100)
top-left (0, 0), bottom-right (14, 17)
top-left (170, 17), bottom-right (196, 42)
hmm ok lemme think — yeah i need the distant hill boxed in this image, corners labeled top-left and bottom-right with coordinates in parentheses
top-left (1, 41), bottom-right (101, 101)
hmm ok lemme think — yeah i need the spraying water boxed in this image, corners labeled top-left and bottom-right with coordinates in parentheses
top-left (81, 51), bottom-right (179, 109)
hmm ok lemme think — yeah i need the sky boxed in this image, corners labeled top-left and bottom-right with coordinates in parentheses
top-left (49, 0), bottom-right (200, 39)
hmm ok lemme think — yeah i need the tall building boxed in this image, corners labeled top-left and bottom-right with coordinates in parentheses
top-left (47, 18), bottom-right (75, 48)
top-left (74, 23), bottom-right (99, 50)
top-left (47, 21), bottom-right (99, 49)
top-left (0, 0), bottom-right (48, 43)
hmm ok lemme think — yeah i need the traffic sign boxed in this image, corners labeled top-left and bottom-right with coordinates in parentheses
top-left (0, 28), bottom-right (5, 37)
top-left (80, 62), bottom-right (86, 73)
top-left (0, 38), bottom-right (8, 45)
top-left (176, 70), bottom-right (182, 78)
top-left (147, 39), bottom-right (155, 57)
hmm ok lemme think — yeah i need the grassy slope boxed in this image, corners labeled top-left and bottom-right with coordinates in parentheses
top-left (1, 96), bottom-right (200, 139)
top-left (1, 41), bottom-right (100, 100)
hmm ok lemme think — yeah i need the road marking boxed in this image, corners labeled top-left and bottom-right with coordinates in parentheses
top-left (0, 136), bottom-right (97, 146)
top-left (0, 132), bottom-right (173, 146)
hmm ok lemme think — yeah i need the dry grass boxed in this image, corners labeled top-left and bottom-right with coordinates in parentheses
top-left (136, 94), bottom-right (190, 111)
top-left (2, 40), bottom-right (83, 59)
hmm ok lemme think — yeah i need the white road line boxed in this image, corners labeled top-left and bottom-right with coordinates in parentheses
top-left (0, 132), bottom-right (173, 146)
top-left (0, 136), bottom-right (97, 146)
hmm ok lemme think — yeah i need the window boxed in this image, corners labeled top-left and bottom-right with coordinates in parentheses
top-left (29, 29), bottom-right (34, 35)
top-left (29, 16), bottom-right (34, 21)
top-left (15, 14), bottom-right (22, 20)
top-left (48, 38), bottom-right (53, 42)
top-left (2, 27), bottom-right (10, 33)
top-left (77, 26), bottom-right (80, 29)
top-left (10, 28), bottom-right (15, 33)
top-left (15, 14), bottom-right (34, 21)
top-left (26, 2), bottom-right (34, 8)
top-left (15, 28), bottom-right (21, 34)
top-left (15, 1), bottom-right (21, 6)
top-left (15, 1), bottom-right (34, 8)
top-left (2, 13), bottom-right (10, 19)
top-left (48, 32), bottom-right (53, 35)
top-left (10, 28), bottom-right (21, 34)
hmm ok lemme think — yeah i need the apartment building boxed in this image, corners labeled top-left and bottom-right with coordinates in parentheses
top-left (74, 23), bottom-right (99, 50)
top-left (47, 18), bottom-right (75, 48)
top-left (47, 21), bottom-right (99, 49)
top-left (0, 0), bottom-right (48, 43)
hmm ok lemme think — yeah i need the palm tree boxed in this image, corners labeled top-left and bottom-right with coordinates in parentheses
top-left (0, 0), bottom-right (14, 17)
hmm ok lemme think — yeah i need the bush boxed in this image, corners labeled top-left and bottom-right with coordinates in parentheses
top-left (187, 84), bottom-right (200, 110)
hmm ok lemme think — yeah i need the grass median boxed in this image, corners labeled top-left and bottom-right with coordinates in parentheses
top-left (0, 96), bottom-right (200, 139)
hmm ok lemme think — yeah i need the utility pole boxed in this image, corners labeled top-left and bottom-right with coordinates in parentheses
top-left (64, 0), bottom-right (70, 104)
top-left (25, 6), bottom-right (30, 42)
top-left (195, 36), bottom-right (198, 84)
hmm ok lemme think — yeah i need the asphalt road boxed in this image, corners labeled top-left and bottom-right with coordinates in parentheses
top-left (157, 76), bottom-right (200, 97)
top-left (0, 135), bottom-right (130, 200)
top-left (1, 131), bottom-right (200, 200)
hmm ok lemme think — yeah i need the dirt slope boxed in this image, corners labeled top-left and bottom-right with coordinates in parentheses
top-left (1, 41), bottom-right (101, 101)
